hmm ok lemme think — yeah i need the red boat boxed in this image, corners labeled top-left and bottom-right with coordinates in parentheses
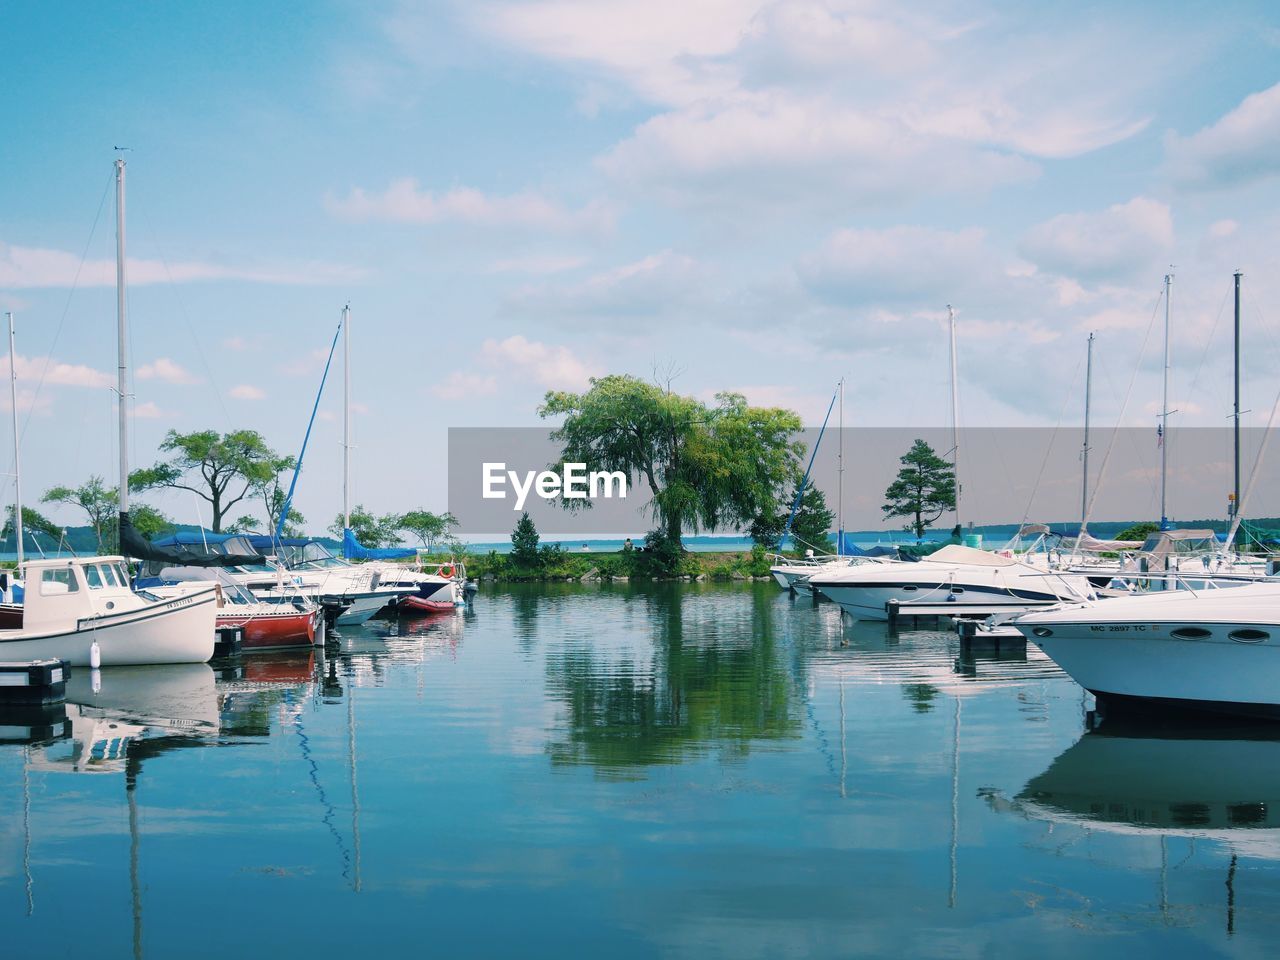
top-left (218, 606), bottom-right (318, 649)
top-left (0, 602), bottom-right (22, 629)
top-left (397, 591), bottom-right (455, 614)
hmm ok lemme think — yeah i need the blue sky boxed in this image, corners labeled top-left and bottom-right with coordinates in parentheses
top-left (3, 0), bottom-right (1280, 534)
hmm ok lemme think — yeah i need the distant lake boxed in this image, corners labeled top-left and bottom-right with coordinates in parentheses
top-left (3, 583), bottom-right (1275, 957)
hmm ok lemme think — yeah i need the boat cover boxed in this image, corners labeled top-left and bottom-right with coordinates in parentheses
top-left (121, 512), bottom-right (267, 567)
top-left (342, 527), bottom-right (415, 560)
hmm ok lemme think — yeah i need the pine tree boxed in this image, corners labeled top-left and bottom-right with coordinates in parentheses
top-left (511, 511), bottom-right (541, 565)
top-left (882, 439), bottom-right (956, 538)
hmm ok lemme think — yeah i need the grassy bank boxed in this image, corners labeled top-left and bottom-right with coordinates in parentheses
top-left (456, 546), bottom-right (783, 582)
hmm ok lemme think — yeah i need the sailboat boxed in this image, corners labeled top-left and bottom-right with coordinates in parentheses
top-left (0, 156), bottom-right (217, 666)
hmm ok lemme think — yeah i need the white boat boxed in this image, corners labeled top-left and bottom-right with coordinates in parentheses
top-left (0, 557), bottom-right (216, 666)
top-left (1014, 581), bottom-right (1280, 718)
top-left (808, 543), bottom-right (1093, 621)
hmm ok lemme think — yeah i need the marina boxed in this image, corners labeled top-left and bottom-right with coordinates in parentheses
top-left (5, 583), bottom-right (1278, 957)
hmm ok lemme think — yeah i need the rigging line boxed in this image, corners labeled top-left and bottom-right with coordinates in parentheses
top-left (1093, 351), bottom-right (1160, 511)
top-left (1183, 287), bottom-right (1230, 408)
top-left (1081, 281), bottom-right (1166, 537)
top-left (135, 203), bottom-right (233, 430)
top-left (1017, 352), bottom-right (1083, 531)
top-left (9, 170), bottom-right (114, 470)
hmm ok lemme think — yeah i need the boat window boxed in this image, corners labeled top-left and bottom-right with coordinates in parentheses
top-left (1171, 626), bottom-right (1212, 641)
top-left (902, 585), bottom-right (918, 593)
top-left (100, 564), bottom-right (120, 587)
top-left (86, 564), bottom-right (107, 588)
top-left (117, 563), bottom-right (132, 586)
top-left (40, 568), bottom-right (80, 595)
top-left (1229, 629), bottom-right (1269, 643)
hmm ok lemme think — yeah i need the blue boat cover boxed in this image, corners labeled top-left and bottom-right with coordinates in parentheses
top-left (342, 527), bottom-right (416, 560)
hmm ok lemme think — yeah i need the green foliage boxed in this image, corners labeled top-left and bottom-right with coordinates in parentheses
top-left (1115, 521), bottom-right (1159, 542)
top-left (540, 375), bottom-right (804, 551)
top-left (399, 510), bottom-right (457, 549)
top-left (882, 439), bottom-right (957, 539)
top-left (3, 505), bottom-right (61, 544)
top-left (510, 512), bottom-right (541, 566)
top-left (42, 475), bottom-right (117, 551)
top-left (131, 429), bottom-right (290, 533)
top-left (330, 505), bottom-right (403, 548)
top-left (127, 504), bottom-right (177, 540)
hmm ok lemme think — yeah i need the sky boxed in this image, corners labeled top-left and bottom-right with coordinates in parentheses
top-left (3, 0), bottom-right (1280, 536)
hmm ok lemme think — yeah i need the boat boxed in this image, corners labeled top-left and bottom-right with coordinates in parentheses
top-left (1013, 580), bottom-right (1280, 718)
top-left (151, 567), bottom-right (319, 649)
top-left (0, 556), bottom-right (216, 665)
top-left (808, 543), bottom-right (1093, 621)
top-left (0, 157), bottom-right (218, 664)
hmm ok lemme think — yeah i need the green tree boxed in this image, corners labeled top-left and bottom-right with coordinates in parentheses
top-left (131, 429), bottom-right (288, 533)
top-left (3, 505), bottom-right (61, 544)
top-left (882, 439), bottom-right (956, 539)
top-left (256, 453), bottom-right (301, 533)
top-left (330, 505), bottom-right (402, 548)
top-left (1115, 521), bottom-right (1159, 542)
top-left (398, 510), bottom-right (457, 550)
top-left (42, 475), bottom-right (117, 551)
top-left (511, 511), bottom-right (540, 565)
top-left (791, 484), bottom-right (836, 554)
top-left (540, 375), bottom-right (803, 552)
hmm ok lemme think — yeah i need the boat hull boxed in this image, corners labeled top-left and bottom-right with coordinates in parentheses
top-left (816, 581), bottom-right (1071, 621)
top-left (397, 593), bottom-right (455, 614)
top-left (0, 591), bottom-right (217, 666)
top-left (218, 608), bottom-right (317, 649)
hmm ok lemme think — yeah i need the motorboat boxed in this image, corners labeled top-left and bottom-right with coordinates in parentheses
top-left (0, 557), bottom-right (217, 666)
top-left (151, 567), bottom-right (319, 649)
top-left (808, 543), bottom-right (1093, 621)
top-left (1014, 580), bottom-right (1280, 718)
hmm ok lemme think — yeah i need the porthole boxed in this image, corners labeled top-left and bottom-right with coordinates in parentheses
top-left (1229, 628), bottom-right (1269, 644)
top-left (951, 587), bottom-right (966, 595)
top-left (1171, 627), bottom-right (1212, 641)
top-left (902, 585), bottom-right (918, 593)
top-left (1031, 627), bottom-right (1053, 638)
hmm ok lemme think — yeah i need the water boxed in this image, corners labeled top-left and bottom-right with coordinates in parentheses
top-left (2, 583), bottom-right (1277, 958)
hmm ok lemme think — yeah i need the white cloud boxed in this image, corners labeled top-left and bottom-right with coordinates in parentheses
top-left (326, 180), bottom-right (613, 235)
top-left (0, 242), bottom-right (364, 289)
top-left (479, 335), bottom-right (597, 390)
top-left (797, 226), bottom-right (994, 305)
top-left (133, 401), bottom-right (164, 419)
top-left (0, 387), bottom-right (52, 415)
top-left (1166, 82), bottom-right (1280, 190)
top-left (229, 384), bottom-right (266, 400)
top-left (1208, 219), bottom-right (1239, 238)
top-left (1, 352), bottom-right (113, 388)
top-left (508, 250), bottom-right (707, 322)
top-left (429, 370), bottom-right (498, 399)
top-left (137, 357), bottom-right (200, 385)
top-left (224, 336), bottom-right (247, 351)
top-left (486, 254), bottom-right (588, 275)
top-left (1019, 197), bottom-right (1173, 282)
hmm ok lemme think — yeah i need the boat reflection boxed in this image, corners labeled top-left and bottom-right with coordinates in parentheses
top-left (1011, 717), bottom-right (1280, 853)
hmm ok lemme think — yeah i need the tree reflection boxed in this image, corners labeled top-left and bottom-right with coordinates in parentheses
top-left (544, 585), bottom-right (802, 775)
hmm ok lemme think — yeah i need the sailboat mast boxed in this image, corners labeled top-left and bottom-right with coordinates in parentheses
top-left (115, 157), bottom-right (130, 515)
top-left (7, 312), bottom-right (22, 571)
top-left (837, 377), bottom-right (844, 557)
top-left (948, 305), bottom-right (960, 528)
top-left (1081, 332), bottom-right (1093, 531)
top-left (1159, 273), bottom-right (1171, 529)
top-left (1233, 271), bottom-right (1242, 528)
top-left (342, 303), bottom-right (351, 532)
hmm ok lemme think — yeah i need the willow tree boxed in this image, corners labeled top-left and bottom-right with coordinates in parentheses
top-left (540, 375), bottom-right (804, 552)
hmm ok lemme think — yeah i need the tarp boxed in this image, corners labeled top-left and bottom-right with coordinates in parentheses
top-left (342, 527), bottom-right (415, 560)
top-left (837, 533), bottom-right (871, 556)
top-left (121, 512), bottom-right (266, 567)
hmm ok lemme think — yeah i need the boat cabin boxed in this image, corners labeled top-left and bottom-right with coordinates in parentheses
top-left (19, 556), bottom-right (148, 631)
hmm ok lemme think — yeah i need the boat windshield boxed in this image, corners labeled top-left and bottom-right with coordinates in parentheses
top-left (289, 542), bottom-right (350, 570)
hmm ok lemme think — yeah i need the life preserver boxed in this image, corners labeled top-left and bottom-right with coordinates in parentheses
top-left (437, 564), bottom-right (455, 579)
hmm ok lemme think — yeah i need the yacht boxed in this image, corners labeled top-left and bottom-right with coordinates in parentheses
top-left (1014, 581), bottom-right (1280, 718)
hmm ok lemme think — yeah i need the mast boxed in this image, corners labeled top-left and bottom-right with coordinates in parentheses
top-left (1081, 332), bottom-right (1093, 532)
top-left (342, 303), bottom-right (351, 532)
top-left (948, 305), bottom-right (960, 529)
top-left (1159, 273), bottom-right (1172, 529)
top-left (837, 377), bottom-right (844, 557)
top-left (7, 312), bottom-right (22, 571)
top-left (116, 157), bottom-right (130, 516)
top-left (1233, 271), bottom-right (1242, 532)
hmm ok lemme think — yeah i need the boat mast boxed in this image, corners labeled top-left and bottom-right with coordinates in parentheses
top-left (837, 377), bottom-right (844, 557)
top-left (1159, 273), bottom-right (1172, 529)
top-left (342, 303), bottom-right (351, 533)
top-left (1081, 332), bottom-right (1093, 533)
top-left (1232, 271), bottom-right (1242, 533)
top-left (6, 312), bottom-right (22, 571)
top-left (116, 156), bottom-right (130, 518)
top-left (948, 304), bottom-right (960, 529)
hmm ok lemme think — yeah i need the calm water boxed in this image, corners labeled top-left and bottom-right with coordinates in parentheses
top-left (3, 583), bottom-right (1278, 958)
